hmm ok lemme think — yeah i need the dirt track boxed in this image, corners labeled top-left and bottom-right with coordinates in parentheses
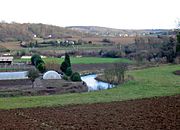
top-left (0, 95), bottom-right (179, 130)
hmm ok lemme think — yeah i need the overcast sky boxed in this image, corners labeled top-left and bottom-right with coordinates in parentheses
top-left (0, 0), bottom-right (179, 29)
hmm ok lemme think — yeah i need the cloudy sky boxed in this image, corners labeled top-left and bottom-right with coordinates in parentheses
top-left (0, 0), bottom-right (179, 29)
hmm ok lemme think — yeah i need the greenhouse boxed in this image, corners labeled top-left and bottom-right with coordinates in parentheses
top-left (0, 71), bottom-right (28, 80)
top-left (43, 71), bottom-right (62, 79)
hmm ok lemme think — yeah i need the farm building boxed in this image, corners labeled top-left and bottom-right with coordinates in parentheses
top-left (0, 57), bottom-right (13, 64)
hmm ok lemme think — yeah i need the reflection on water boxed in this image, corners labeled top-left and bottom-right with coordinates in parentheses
top-left (81, 74), bottom-right (113, 91)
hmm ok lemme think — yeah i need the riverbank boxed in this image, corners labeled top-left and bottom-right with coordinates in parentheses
top-left (80, 63), bottom-right (168, 84)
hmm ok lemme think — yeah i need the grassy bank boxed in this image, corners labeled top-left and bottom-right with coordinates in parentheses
top-left (15, 57), bottom-right (133, 64)
top-left (0, 64), bottom-right (179, 109)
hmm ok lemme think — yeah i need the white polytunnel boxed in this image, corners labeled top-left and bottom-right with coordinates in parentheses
top-left (43, 70), bottom-right (62, 79)
top-left (0, 71), bottom-right (28, 80)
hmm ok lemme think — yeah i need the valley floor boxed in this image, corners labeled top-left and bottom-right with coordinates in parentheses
top-left (0, 95), bottom-right (179, 130)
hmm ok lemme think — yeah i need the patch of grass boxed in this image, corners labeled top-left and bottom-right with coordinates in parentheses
top-left (0, 64), bottom-right (179, 109)
top-left (15, 57), bottom-right (133, 64)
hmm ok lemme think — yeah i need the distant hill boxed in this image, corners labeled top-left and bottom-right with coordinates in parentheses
top-left (0, 23), bottom-right (174, 42)
top-left (67, 26), bottom-right (173, 37)
top-left (0, 23), bottom-right (90, 42)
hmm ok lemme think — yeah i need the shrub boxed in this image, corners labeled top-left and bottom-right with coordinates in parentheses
top-left (88, 41), bottom-right (92, 44)
top-left (102, 38), bottom-right (113, 43)
top-left (160, 37), bottom-right (176, 63)
top-left (60, 53), bottom-right (71, 73)
top-left (31, 54), bottom-right (41, 65)
top-left (104, 63), bottom-right (127, 84)
top-left (176, 33), bottom-right (180, 55)
top-left (70, 72), bottom-right (81, 82)
top-left (37, 63), bottom-right (46, 73)
top-left (62, 75), bottom-right (68, 81)
top-left (77, 39), bottom-right (83, 45)
top-left (65, 67), bottom-right (73, 76)
top-left (35, 58), bottom-right (44, 67)
top-left (27, 69), bottom-right (39, 88)
top-left (16, 50), bottom-right (26, 57)
top-left (60, 61), bottom-right (68, 73)
top-left (101, 50), bottom-right (121, 58)
top-left (65, 53), bottom-right (71, 67)
top-left (31, 54), bottom-right (46, 73)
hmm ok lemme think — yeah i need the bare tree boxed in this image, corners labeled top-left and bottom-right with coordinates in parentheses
top-left (27, 69), bottom-right (39, 88)
top-left (104, 63), bottom-right (127, 86)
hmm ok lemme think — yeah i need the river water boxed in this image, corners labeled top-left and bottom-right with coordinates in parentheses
top-left (81, 74), bottom-right (113, 91)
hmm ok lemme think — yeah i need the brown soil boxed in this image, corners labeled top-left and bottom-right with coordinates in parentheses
top-left (0, 79), bottom-right (87, 97)
top-left (1, 42), bottom-right (23, 50)
top-left (173, 70), bottom-right (180, 75)
top-left (0, 79), bottom-right (31, 87)
top-left (0, 95), bottom-right (179, 130)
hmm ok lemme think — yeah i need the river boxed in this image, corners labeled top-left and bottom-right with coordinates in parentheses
top-left (81, 74), bottom-right (113, 91)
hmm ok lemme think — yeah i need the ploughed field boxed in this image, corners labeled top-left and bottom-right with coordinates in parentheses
top-left (0, 95), bottom-right (179, 130)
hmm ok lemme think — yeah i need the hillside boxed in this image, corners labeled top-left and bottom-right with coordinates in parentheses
top-left (0, 23), bottom-right (90, 42)
top-left (67, 26), bottom-right (173, 37)
top-left (0, 23), bottom-right (174, 42)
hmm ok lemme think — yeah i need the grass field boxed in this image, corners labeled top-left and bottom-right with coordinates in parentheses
top-left (15, 57), bottom-right (133, 64)
top-left (0, 64), bottom-right (179, 109)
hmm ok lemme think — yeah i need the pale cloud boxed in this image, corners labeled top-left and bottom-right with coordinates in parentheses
top-left (0, 0), bottom-right (179, 29)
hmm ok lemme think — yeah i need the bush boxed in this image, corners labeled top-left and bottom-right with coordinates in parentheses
top-left (16, 50), bottom-right (26, 57)
top-left (102, 38), bottom-right (113, 43)
top-left (37, 63), bottom-right (46, 73)
top-left (27, 69), bottom-right (39, 88)
top-left (62, 75), bottom-right (69, 81)
top-left (60, 61), bottom-right (68, 73)
top-left (65, 67), bottom-right (73, 76)
top-left (35, 58), bottom-right (44, 66)
top-left (77, 39), bottom-right (83, 45)
top-left (70, 72), bottom-right (81, 82)
top-left (65, 53), bottom-right (71, 67)
top-left (176, 33), bottom-right (180, 55)
top-left (31, 54), bottom-right (46, 73)
top-left (101, 50), bottom-right (121, 58)
top-left (104, 63), bottom-right (127, 84)
top-left (31, 54), bottom-right (41, 65)
top-left (60, 53), bottom-right (71, 73)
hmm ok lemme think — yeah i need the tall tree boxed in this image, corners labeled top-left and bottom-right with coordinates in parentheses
top-left (65, 53), bottom-right (71, 67)
top-left (60, 53), bottom-right (71, 73)
top-left (176, 32), bottom-right (180, 56)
